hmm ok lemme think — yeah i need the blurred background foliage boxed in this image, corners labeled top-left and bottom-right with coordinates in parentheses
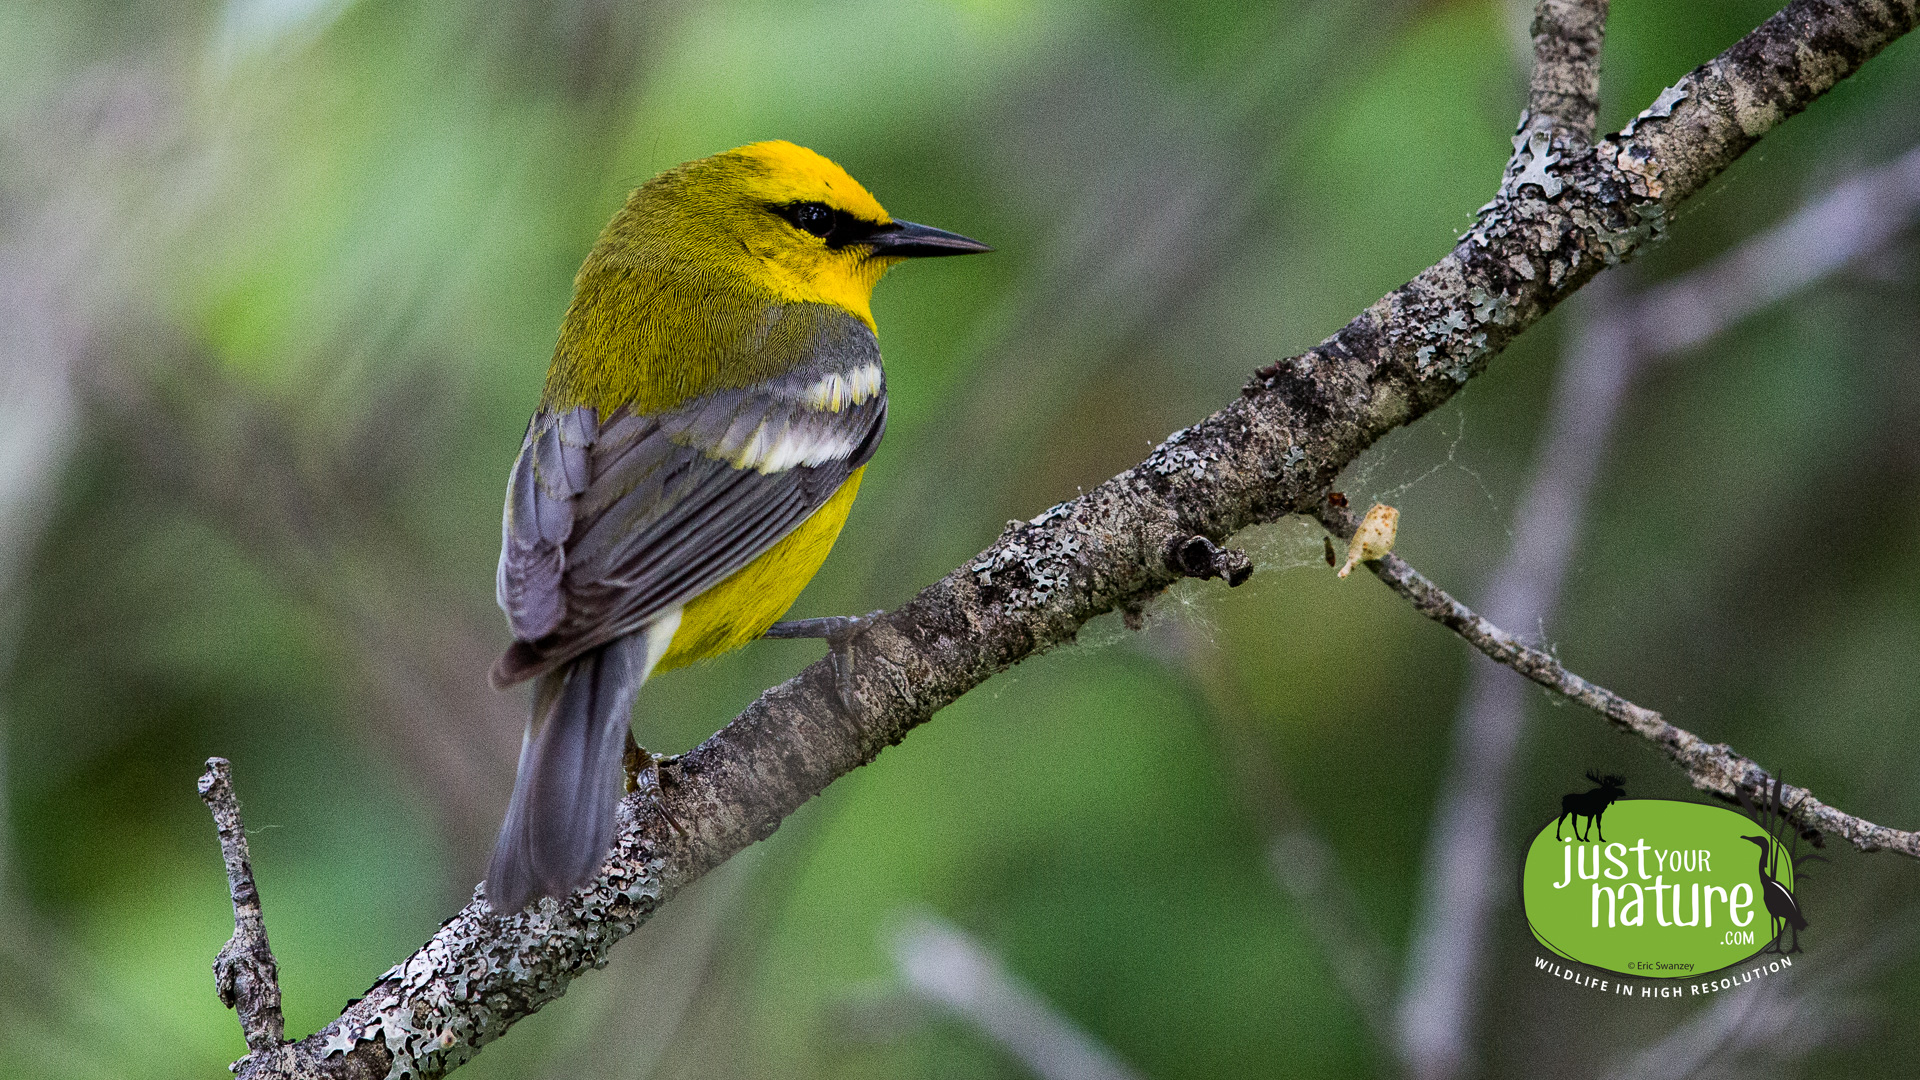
top-left (1, 0), bottom-right (1917, 1077)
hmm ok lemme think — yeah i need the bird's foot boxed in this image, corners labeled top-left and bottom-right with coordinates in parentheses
top-left (764, 610), bottom-right (885, 711)
top-left (623, 732), bottom-right (684, 834)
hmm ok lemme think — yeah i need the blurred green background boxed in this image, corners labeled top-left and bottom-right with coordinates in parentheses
top-left (2, 1), bottom-right (1917, 1077)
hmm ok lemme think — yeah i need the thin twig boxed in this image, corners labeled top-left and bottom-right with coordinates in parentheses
top-left (0, 70), bottom-right (168, 898)
top-left (1314, 503), bottom-right (1920, 859)
top-left (1602, 911), bottom-right (1906, 1079)
top-left (890, 913), bottom-right (1144, 1080)
top-left (198, 758), bottom-right (287, 1058)
top-left (1154, 623), bottom-right (1396, 1047)
top-left (1634, 141), bottom-right (1920, 356)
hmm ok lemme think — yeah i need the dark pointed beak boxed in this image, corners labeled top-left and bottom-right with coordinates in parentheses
top-left (866, 218), bottom-right (992, 258)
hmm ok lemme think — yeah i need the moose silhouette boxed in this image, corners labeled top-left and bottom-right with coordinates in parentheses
top-left (1555, 771), bottom-right (1625, 843)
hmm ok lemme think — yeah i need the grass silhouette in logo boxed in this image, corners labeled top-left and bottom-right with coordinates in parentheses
top-left (1737, 775), bottom-right (1825, 955)
top-left (1555, 771), bottom-right (1625, 843)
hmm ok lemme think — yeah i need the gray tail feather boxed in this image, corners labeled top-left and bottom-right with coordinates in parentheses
top-left (485, 634), bottom-right (645, 912)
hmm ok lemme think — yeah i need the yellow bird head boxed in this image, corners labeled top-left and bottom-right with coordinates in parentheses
top-left (546, 141), bottom-right (988, 412)
top-left (599, 140), bottom-right (989, 326)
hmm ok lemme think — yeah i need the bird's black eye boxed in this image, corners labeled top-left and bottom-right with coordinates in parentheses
top-left (771, 201), bottom-right (884, 248)
top-left (792, 202), bottom-right (834, 238)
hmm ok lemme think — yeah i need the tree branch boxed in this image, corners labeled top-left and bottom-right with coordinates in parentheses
top-left (1313, 502), bottom-right (1920, 859)
top-left (226, 1), bottom-right (1920, 1075)
top-left (1527, 0), bottom-right (1609, 139)
top-left (198, 759), bottom-right (290, 1062)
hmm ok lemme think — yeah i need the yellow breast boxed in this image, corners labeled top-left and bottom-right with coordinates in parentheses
top-left (653, 467), bottom-right (866, 673)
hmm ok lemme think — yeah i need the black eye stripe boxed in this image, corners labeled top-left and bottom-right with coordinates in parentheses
top-left (770, 201), bottom-right (886, 249)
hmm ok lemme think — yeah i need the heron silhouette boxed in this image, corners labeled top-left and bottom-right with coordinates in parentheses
top-left (1741, 834), bottom-right (1807, 953)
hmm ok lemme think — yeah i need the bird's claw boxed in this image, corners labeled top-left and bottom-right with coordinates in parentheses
top-left (623, 733), bottom-right (684, 834)
top-left (764, 609), bottom-right (884, 711)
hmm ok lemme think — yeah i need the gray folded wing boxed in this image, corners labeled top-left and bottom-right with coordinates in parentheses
top-left (496, 407), bottom-right (595, 642)
top-left (492, 311), bottom-right (887, 686)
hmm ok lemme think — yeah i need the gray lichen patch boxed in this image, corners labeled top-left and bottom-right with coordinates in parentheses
top-left (1509, 130), bottom-right (1565, 198)
top-left (1144, 426), bottom-right (1217, 481)
top-left (313, 849), bottom-right (665, 1079)
top-left (1026, 500), bottom-right (1073, 528)
top-left (1467, 286), bottom-right (1518, 327)
top-left (1621, 83), bottom-right (1688, 136)
top-left (971, 521), bottom-right (1085, 610)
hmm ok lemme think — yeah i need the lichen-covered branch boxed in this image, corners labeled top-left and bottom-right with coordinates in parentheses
top-left (230, 1), bottom-right (1920, 1076)
top-left (1314, 503), bottom-right (1920, 860)
top-left (198, 759), bottom-right (288, 1060)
